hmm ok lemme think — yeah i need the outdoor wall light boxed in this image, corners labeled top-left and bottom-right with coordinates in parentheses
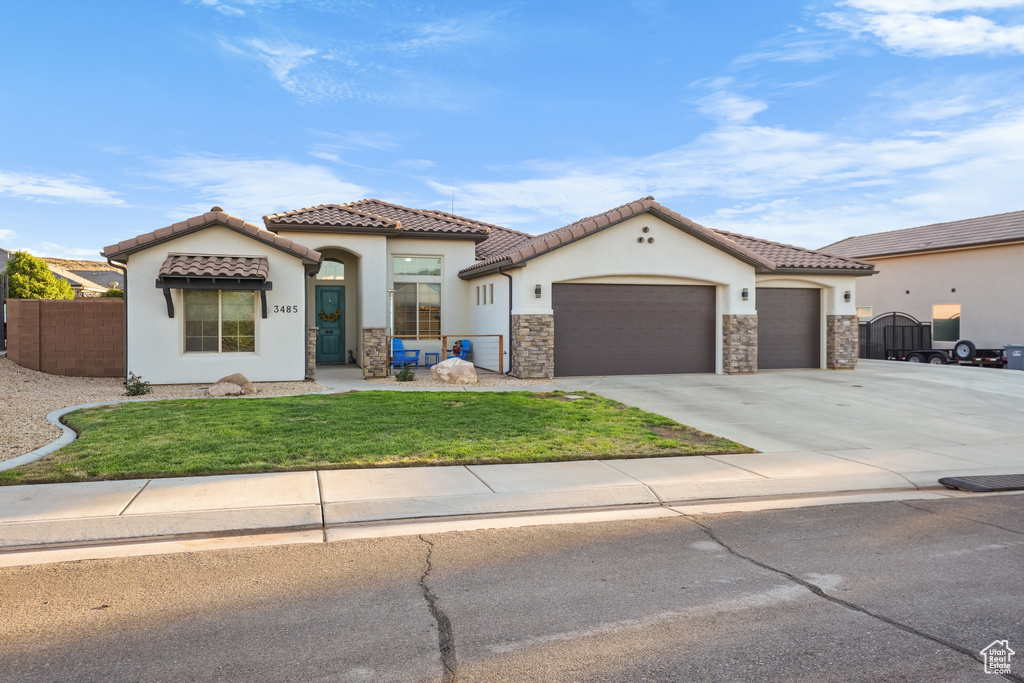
top-left (741, 288), bottom-right (749, 302)
top-left (535, 284), bottom-right (542, 298)
top-left (844, 290), bottom-right (851, 303)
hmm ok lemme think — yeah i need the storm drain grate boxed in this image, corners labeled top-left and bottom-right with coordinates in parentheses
top-left (938, 474), bottom-right (1024, 492)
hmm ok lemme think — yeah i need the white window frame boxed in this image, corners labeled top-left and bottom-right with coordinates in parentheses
top-left (183, 289), bottom-right (257, 354)
top-left (392, 255), bottom-right (442, 340)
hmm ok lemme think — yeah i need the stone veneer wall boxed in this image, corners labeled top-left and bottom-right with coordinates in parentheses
top-left (361, 327), bottom-right (388, 378)
top-left (827, 315), bottom-right (858, 369)
top-left (305, 327), bottom-right (318, 380)
top-left (722, 314), bottom-right (758, 374)
top-left (511, 313), bottom-right (554, 379)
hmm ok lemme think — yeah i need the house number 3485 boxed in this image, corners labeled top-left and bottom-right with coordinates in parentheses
top-left (273, 305), bottom-right (298, 313)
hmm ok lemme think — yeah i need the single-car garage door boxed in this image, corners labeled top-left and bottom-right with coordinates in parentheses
top-left (756, 288), bottom-right (820, 369)
top-left (552, 283), bottom-right (716, 376)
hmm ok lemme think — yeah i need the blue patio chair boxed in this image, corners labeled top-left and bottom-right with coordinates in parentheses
top-left (391, 339), bottom-right (420, 368)
top-left (447, 339), bottom-right (472, 361)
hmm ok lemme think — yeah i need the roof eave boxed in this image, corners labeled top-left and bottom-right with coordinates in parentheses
top-left (267, 223), bottom-right (488, 243)
top-left (767, 267), bottom-right (877, 277)
top-left (458, 259), bottom-right (523, 279)
top-left (102, 217), bottom-right (321, 267)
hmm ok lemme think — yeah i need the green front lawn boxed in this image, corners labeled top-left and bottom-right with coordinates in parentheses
top-left (0, 391), bottom-right (754, 485)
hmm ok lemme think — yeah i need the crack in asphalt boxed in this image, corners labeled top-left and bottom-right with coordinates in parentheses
top-left (419, 535), bottom-right (458, 683)
top-left (683, 515), bottom-right (1024, 683)
top-left (900, 500), bottom-right (1024, 536)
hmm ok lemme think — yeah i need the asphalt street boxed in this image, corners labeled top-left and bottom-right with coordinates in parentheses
top-left (1, 494), bottom-right (1021, 682)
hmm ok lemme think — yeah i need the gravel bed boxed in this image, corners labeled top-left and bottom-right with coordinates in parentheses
top-left (0, 358), bottom-right (329, 463)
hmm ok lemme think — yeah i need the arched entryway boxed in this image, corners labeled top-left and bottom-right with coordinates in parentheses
top-left (308, 248), bottom-right (360, 364)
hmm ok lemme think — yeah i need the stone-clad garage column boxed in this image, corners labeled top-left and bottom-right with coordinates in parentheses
top-left (827, 315), bottom-right (858, 369)
top-left (722, 314), bottom-right (757, 374)
top-left (511, 314), bottom-right (554, 379)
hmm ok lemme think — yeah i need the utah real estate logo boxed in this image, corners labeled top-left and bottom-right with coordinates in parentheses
top-left (981, 640), bottom-right (1014, 675)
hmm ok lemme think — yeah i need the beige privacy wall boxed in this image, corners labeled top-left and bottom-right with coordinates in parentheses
top-left (7, 299), bottom-right (124, 377)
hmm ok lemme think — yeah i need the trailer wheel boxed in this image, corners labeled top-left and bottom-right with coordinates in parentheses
top-left (954, 340), bottom-right (976, 361)
top-left (927, 353), bottom-right (947, 365)
top-left (907, 353), bottom-right (925, 363)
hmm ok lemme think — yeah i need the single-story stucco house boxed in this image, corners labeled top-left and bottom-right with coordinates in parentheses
top-left (101, 197), bottom-right (875, 384)
top-left (821, 209), bottom-right (1024, 350)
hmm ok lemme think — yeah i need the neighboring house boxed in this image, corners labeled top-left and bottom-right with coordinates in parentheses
top-left (102, 197), bottom-right (874, 384)
top-left (42, 258), bottom-right (124, 295)
top-left (0, 250), bottom-right (122, 296)
top-left (821, 209), bottom-right (1024, 350)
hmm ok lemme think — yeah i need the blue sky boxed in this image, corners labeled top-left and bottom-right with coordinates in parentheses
top-left (3, 0), bottom-right (1024, 259)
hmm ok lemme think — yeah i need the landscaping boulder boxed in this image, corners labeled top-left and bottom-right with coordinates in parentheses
top-left (430, 357), bottom-right (477, 384)
top-left (209, 372), bottom-right (257, 396)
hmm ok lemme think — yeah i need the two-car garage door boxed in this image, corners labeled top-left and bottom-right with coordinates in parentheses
top-left (552, 283), bottom-right (716, 376)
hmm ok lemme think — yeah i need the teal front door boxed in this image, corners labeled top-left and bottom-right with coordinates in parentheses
top-left (315, 286), bottom-right (345, 363)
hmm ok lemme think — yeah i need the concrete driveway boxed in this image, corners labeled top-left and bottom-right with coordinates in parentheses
top-left (554, 359), bottom-right (1024, 455)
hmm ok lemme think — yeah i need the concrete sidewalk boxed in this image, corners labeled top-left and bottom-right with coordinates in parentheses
top-left (4, 361), bottom-right (1024, 562)
top-left (3, 444), bottom-right (1022, 554)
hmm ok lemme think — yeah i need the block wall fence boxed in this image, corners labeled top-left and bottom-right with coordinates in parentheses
top-left (7, 299), bottom-right (124, 378)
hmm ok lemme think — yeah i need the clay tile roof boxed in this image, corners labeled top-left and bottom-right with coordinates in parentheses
top-left (712, 230), bottom-right (875, 272)
top-left (159, 255), bottom-right (270, 280)
top-left (460, 197), bottom-right (781, 277)
top-left (102, 209), bottom-right (321, 266)
top-left (820, 209), bottom-right (1024, 258)
top-left (264, 199), bottom-right (492, 240)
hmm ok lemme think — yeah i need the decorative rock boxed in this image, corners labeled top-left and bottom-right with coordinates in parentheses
top-left (209, 372), bottom-right (257, 396)
top-left (430, 357), bottom-right (478, 384)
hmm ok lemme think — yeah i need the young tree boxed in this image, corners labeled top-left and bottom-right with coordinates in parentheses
top-left (6, 251), bottom-right (75, 300)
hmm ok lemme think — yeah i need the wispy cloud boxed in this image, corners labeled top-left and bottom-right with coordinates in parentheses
top-left (696, 90), bottom-right (769, 123)
top-left (0, 171), bottom-right (124, 206)
top-left (220, 37), bottom-right (355, 102)
top-left (396, 158), bottom-right (436, 170)
top-left (0, 228), bottom-right (15, 242)
top-left (150, 155), bottom-right (369, 220)
top-left (823, 0), bottom-right (1024, 56)
top-left (193, 0), bottom-right (280, 17)
top-left (431, 102), bottom-right (1024, 246)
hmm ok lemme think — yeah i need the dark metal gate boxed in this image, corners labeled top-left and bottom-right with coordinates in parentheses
top-left (859, 312), bottom-right (931, 360)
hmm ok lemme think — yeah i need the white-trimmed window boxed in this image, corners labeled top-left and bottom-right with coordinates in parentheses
top-left (393, 256), bottom-right (441, 339)
top-left (184, 290), bottom-right (256, 353)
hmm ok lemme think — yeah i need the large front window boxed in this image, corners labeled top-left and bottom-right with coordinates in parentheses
top-left (184, 290), bottom-right (256, 353)
top-left (394, 283), bottom-right (441, 339)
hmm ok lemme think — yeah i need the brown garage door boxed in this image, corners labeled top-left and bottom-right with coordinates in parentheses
top-left (552, 283), bottom-right (716, 376)
top-left (756, 288), bottom-right (820, 369)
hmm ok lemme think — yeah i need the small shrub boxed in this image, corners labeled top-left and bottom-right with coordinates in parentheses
top-left (395, 366), bottom-right (416, 382)
top-left (101, 288), bottom-right (124, 298)
top-left (124, 372), bottom-right (152, 396)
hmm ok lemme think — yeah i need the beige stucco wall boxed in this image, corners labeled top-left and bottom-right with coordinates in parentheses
top-left (468, 273), bottom-right (510, 371)
top-left (854, 243), bottom-right (1024, 348)
top-left (499, 214), bottom-right (757, 373)
top-left (124, 226), bottom-right (308, 384)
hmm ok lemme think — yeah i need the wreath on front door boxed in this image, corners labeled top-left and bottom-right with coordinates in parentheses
top-left (319, 310), bottom-right (341, 322)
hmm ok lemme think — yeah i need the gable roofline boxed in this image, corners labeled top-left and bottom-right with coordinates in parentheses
top-left (713, 229), bottom-right (876, 275)
top-left (102, 209), bottom-right (322, 268)
top-left (263, 199), bottom-right (492, 242)
top-left (460, 197), bottom-right (777, 279)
